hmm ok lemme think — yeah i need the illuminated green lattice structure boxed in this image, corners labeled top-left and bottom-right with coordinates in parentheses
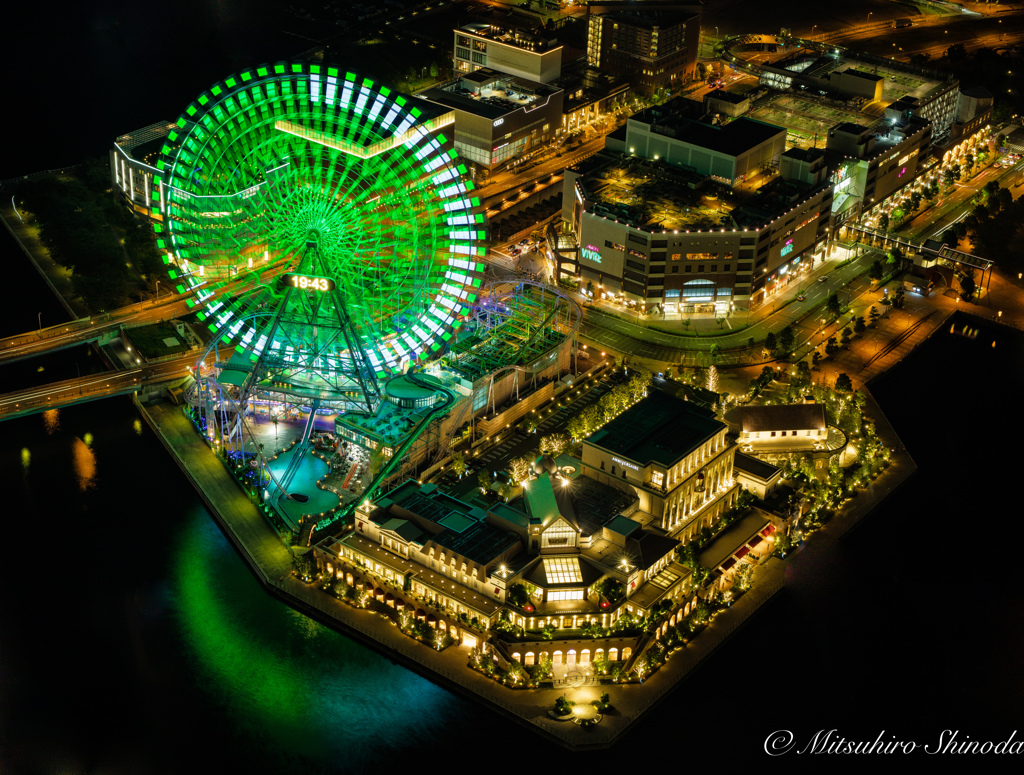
top-left (153, 62), bottom-right (486, 401)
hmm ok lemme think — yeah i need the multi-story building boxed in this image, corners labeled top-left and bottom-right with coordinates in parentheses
top-left (620, 100), bottom-right (786, 184)
top-left (564, 136), bottom-right (832, 313)
top-left (827, 111), bottom-right (932, 226)
top-left (950, 85), bottom-right (993, 143)
top-left (109, 121), bottom-right (178, 221)
top-left (320, 458), bottom-right (694, 641)
top-left (454, 22), bottom-right (562, 83)
top-left (557, 59), bottom-right (631, 135)
top-left (586, 2), bottom-right (701, 95)
top-left (421, 69), bottom-right (564, 169)
top-left (582, 390), bottom-right (740, 540)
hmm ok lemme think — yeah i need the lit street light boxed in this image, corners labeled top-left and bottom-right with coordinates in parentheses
top-left (37, 312), bottom-right (42, 331)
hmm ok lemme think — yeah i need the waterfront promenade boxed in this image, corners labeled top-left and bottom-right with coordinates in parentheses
top-left (137, 394), bottom-right (917, 749)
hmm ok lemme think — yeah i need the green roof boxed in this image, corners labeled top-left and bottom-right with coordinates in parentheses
top-left (521, 473), bottom-right (561, 529)
top-left (587, 390), bottom-right (724, 467)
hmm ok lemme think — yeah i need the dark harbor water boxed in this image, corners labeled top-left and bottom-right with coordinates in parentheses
top-left (4, 4), bottom-right (1024, 771)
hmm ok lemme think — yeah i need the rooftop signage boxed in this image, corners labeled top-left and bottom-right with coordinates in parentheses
top-left (582, 244), bottom-right (602, 263)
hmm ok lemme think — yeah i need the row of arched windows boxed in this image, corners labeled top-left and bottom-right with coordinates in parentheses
top-left (511, 647), bottom-right (633, 665)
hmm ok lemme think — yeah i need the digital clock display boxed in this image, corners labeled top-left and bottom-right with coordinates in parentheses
top-left (279, 273), bottom-right (336, 292)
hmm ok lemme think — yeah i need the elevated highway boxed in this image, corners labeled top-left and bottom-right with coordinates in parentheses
top-left (0, 353), bottom-right (194, 421)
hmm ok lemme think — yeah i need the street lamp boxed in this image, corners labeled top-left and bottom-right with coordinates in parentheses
top-left (155, 280), bottom-right (160, 299)
top-left (867, 11), bottom-right (872, 23)
top-left (37, 312), bottom-right (42, 331)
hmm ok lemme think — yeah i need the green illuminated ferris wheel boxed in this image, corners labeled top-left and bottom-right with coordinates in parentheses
top-left (153, 62), bottom-right (486, 410)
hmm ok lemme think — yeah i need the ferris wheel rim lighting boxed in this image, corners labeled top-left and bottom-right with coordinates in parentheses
top-left (152, 61), bottom-right (486, 377)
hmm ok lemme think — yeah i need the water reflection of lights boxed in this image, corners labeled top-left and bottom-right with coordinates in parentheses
top-left (42, 408), bottom-right (60, 434)
top-left (72, 437), bottom-right (97, 491)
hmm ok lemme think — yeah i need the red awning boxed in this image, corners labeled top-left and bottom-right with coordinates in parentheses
top-left (734, 546), bottom-right (750, 560)
top-left (748, 536), bottom-right (764, 549)
top-left (721, 557), bottom-right (736, 571)
top-left (416, 609), bottom-right (425, 618)
top-left (385, 592), bottom-right (395, 602)
top-left (427, 614), bottom-right (437, 623)
top-left (761, 525), bottom-right (776, 537)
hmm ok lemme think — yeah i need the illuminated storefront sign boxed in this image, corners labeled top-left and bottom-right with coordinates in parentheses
top-left (780, 238), bottom-right (794, 257)
top-left (898, 149), bottom-right (918, 166)
top-left (612, 456), bottom-right (640, 471)
top-left (493, 118), bottom-right (504, 127)
top-left (582, 244), bottom-right (602, 263)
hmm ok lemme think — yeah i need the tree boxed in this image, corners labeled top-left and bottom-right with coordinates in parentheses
top-left (776, 325), bottom-right (795, 356)
top-left (812, 350), bottom-right (823, 368)
top-left (451, 451), bottom-right (467, 479)
top-left (868, 306), bottom-right (880, 326)
top-left (509, 455), bottom-right (532, 483)
top-left (827, 293), bottom-right (842, 319)
top-left (825, 337), bottom-right (839, 358)
top-left (942, 228), bottom-right (959, 248)
top-left (960, 272), bottom-right (976, 300)
top-left (566, 414), bottom-right (587, 441)
top-left (627, 367), bottom-right (651, 402)
top-left (507, 583), bottom-right (529, 608)
top-left (892, 286), bottom-right (905, 309)
top-left (764, 330), bottom-right (777, 354)
top-left (951, 163), bottom-right (962, 182)
top-left (708, 343), bottom-right (720, 362)
top-left (964, 152), bottom-right (974, 173)
top-left (854, 316), bottom-right (867, 334)
top-left (554, 695), bottom-right (574, 715)
top-left (878, 212), bottom-right (890, 231)
top-left (477, 468), bottom-right (493, 492)
top-left (841, 328), bottom-right (853, 347)
top-left (539, 432), bottom-right (569, 458)
top-left (945, 42), bottom-right (967, 61)
top-left (943, 167), bottom-right (956, 189)
top-left (497, 481), bottom-right (515, 502)
top-left (835, 373), bottom-right (854, 393)
top-left (869, 259), bottom-right (884, 282)
top-left (759, 366), bottom-right (776, 387)
top-left (705, 364), bottom-right (719, 393)
top-left (368, 444), bottom-right (386, 477)
top-left (908, 190), bottom-right (923, 212)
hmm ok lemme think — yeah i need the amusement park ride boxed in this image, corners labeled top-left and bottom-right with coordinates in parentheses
top-left (153, 63), bottom-right (578, 543)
